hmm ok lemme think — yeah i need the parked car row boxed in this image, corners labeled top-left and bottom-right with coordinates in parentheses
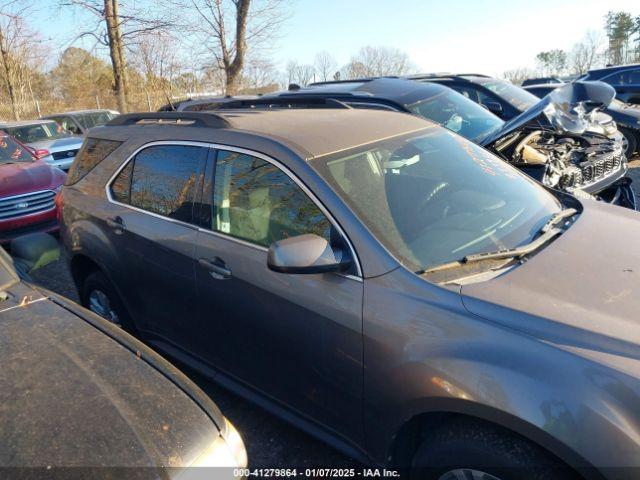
top-left (171, 75), bottom-right (637, 210)
top-left (0, 109), bottom-right (118, 243)
top-left (3, 69), bottom-right (640, 479)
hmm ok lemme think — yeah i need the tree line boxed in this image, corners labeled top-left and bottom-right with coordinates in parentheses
top-left (504, 10), bottom-right (640, 84)
top-left (0, 0), bottom-right (417, 120)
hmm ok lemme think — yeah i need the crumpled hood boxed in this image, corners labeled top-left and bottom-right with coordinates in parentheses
top-left (481, 81), bottom-right (617, 147)
top-left (461, 200), bottom-right (640, 355)
top-left (27, 136), bottom-right (83, 152)
top-left (0, 160), bottom-right (65, 197)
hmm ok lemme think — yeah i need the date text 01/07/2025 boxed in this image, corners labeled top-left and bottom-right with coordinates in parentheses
top-left (233, 468), bottom-right (401, 478)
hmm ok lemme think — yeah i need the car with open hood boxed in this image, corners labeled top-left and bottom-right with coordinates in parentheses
top-left (0, 119), bottom-right (84, 171)
top-left (0, 132), bottom-right (65, 243)
top-left (186, 78), bottom-right (634, 209)
top-left (525, 82), bottom-right (640, 157)
top-left (1, 233), bottom-right (247, 477)
top-left (60, 110), bottom-right (640, 480)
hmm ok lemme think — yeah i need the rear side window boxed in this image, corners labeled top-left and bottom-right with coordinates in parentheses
top-left (110, 144), bottom-right (207, 224)
top-left (65, 138), bottom-right (122, 185)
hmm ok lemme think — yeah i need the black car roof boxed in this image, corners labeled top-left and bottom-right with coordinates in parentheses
top-left (585, 63), bottom-right (640, 79)
top-left (276, 77), bottom-right (449, 107)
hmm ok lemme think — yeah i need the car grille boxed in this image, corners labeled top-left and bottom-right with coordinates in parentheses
top-left (51, 149), bottom-right (78, 160)
top-left (560, 151), bottom-right (623, 190)
top-left (0, 190), bottom-right (56, 221)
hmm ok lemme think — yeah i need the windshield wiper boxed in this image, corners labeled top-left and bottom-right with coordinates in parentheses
top-left (420, 208), bottom-right (577, 275)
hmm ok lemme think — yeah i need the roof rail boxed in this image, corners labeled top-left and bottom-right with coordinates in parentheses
top-left (308, 76), bottom-right (399, 87)
top-left (106, 111), bottom-right (231, 128)
top-left (205, 96), bottom-right (352, 110)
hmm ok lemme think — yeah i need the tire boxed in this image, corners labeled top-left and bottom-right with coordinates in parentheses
top-left (620, 127), bottom-right (637, 159)
top-left (411, 418), bottom-right (580, 480)
top-left (81, 270), bottom-right (135, 333)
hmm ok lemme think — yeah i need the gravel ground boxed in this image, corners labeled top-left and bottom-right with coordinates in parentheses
top-left (27, 155), bottom-right (640, 468)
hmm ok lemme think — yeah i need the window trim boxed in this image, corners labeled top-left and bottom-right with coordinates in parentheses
top-left (105, 140), bottom-right (363, 279)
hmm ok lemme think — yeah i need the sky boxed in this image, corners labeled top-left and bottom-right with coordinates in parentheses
top-left (32, 0), bottom-right (640, 77)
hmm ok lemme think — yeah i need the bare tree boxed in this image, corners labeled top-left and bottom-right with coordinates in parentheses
top-left (501, 67), bottom-right (537, 85)
top-left (175, 0), bottom-right (288, 95)
top-left (343, 46), bottom-right (414, 78)
top-left (63, 0), bottom-right (175, 112)
top-left (0, 1), bottom-right (49, 120)
top-left (568, 30), bottom-right (604, 75)
top-left (243, 57), bottom-right (277, 93)
top-left (314, 51), bottom-right (337, 82)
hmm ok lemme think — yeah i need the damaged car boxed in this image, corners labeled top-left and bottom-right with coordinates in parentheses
top-left (196, 78), bottom-right (634, 209)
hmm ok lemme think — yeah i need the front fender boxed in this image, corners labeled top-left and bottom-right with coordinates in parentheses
top-left (363, 267), bottom-right (640, 478)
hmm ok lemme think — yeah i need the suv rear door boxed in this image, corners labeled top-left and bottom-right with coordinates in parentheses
top-left (105, 142), bottom-right (208, 351)
top-left (193, 147), bottom-right (364, 440)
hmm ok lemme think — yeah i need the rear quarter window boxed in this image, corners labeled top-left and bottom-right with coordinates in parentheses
top-left (65, 138), bottom-right (122, 185)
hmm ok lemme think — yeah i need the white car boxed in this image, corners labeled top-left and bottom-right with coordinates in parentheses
top-left (0, 119), bottom-right (84, 171)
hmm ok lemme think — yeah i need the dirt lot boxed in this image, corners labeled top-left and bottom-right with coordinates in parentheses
top-left (28, 157), bottom-right (640, 467)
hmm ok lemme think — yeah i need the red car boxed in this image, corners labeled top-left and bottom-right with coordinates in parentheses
top-left (0, 133), bottom-right (65, 243)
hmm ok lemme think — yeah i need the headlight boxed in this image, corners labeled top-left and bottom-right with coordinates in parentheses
top-left (190, 418), bottom-right (247, 468)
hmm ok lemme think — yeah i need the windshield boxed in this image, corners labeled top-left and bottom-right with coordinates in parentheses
top-left (481, 80), bottom-right (539, 111)
top-left (312, 127), bottom-right (561, 273)
top-left (77, 111), bottom-right (116, 128)
top-left (408, 89), bottom-right (504, 143)
top-left (3, 122), bottom-right (71, 143)
top-left (0, 135), bottom-right (34, 164)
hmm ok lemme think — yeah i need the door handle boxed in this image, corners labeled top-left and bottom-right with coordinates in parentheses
top-left (198, 257), bottom-right (232, 279)
top-left (106, 216), bottom-right (125, 233)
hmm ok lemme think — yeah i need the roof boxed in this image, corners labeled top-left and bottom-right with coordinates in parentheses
top-left (105, 108), bottom-right (434, 159)
top-left (587, 63), bottom-right (640, 76)
top-left (273, 77), bottom-right (448, 108)
top-left (0, 119), bottom-right (57, 127)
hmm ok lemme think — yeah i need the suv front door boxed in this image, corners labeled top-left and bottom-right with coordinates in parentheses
top-left (193, 147), bottom-right (364, 439)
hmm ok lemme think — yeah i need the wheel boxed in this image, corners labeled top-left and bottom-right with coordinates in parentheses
top-left (411, 418), bottom-right (579, 480)
top-left (81, 270), bottom-right (135, 332)
top-left (620, 127), bottom-right (637, 159)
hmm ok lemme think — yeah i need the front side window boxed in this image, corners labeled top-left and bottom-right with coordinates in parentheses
top-left (4, 121), bottom-right (72, 143)
top-left (408, 89), bottom-right (504, 143)
top-left (311, 127), bottom-right (561, 273)
top-left (209, 150), bottom-right (331, 247)
top-left (603, 69), bottom-right (640, 85)
top-left (110, 144), bottom-right (207, 223)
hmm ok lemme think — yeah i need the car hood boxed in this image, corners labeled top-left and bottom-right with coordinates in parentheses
top-left (481, 81), bottom-right (617, 147)
top-left (0, 160), bottom-right (65, 197)
top-left (0, 288), bottom-right (223, 469)
top-left (26, 136), bottom-right (83, 152)
top-left (461, 200), bottom-right (640, 356)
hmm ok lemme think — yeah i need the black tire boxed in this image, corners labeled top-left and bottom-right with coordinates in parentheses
top-left (411, 418), bottom-right (580, 480)
top-left (81, 270), bottom-right (135, 333)
top-left (620, 127), bottom-right (637, 159)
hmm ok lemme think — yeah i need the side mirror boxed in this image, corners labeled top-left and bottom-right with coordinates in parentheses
top-left (267, 234), bottom-right (352, 274)
top-left (10, 233), bottom-right (59, 274)
top-left (482, 101), bottom-right (503, 115)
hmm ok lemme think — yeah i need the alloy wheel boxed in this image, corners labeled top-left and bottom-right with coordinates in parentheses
top-left (88, 289), bottom-right (121, 326)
